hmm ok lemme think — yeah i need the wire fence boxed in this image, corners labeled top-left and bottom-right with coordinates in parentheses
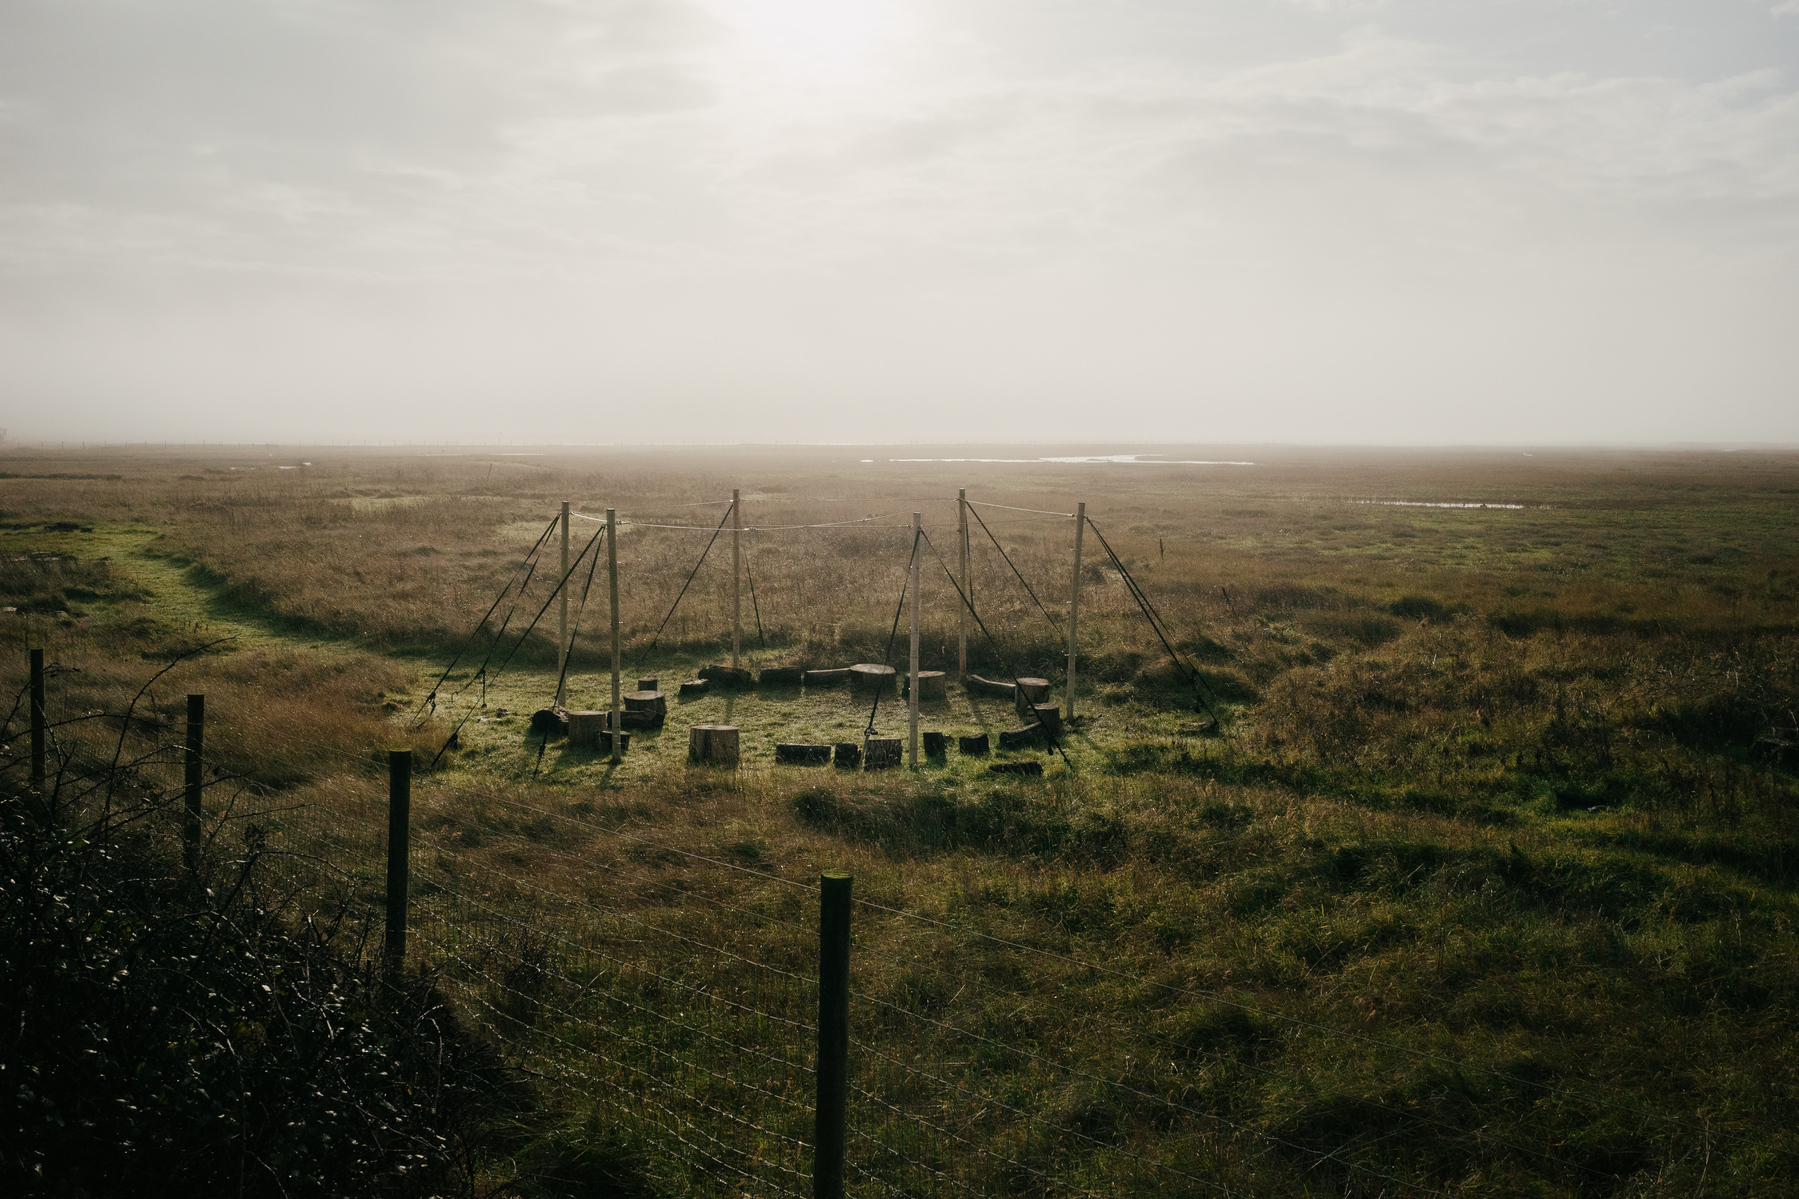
top-left (9, 661), bottom-right (1745, 1198)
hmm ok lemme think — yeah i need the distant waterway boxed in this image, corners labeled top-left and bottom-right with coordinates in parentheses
top-left (884, 454), bottom-right (1256, 466)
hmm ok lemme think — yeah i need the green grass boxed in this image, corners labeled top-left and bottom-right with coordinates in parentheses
top-left (4, 444), bottom-right (1798, 1195)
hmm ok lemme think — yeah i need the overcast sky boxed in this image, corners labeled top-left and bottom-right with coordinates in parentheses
top-left (2, 0), bottom-right (1796, 445)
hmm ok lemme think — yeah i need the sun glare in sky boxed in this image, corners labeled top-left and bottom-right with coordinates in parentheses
top-left (711, 0), bottom-right (901, 77)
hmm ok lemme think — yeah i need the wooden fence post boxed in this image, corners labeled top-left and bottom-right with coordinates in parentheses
top-left (183, 694), bottom-right (204, 868)
top-left (732, 489), bottom-right (742, 671)
top-left (557, 500), bottom-right (570, 708)
top-left (608, 507), bottom-right (622, 764)
top-left (909, 512), bottom-right (921, 768)
top-left (385, 749), bottom-right (411, 972)
top-left (957, 488), bottom-right (968, 681)
top-left (815, 871), bottom-right (852, 1199)
top-left (28, 648), bottom-right (45, 792)
top-left (1067, 502), bottom-right (1085, 722)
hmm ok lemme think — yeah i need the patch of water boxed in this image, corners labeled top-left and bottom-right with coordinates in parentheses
top-left (886, 455), bottom-right (1256, 466)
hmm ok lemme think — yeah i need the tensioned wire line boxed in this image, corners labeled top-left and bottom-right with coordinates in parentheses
top-left (916, 527), bottom-right (1072, 767)
top-left (411, 513), bottom-right (557, 726)
top-left (1082, 515), bottom-right (1224, 724)
top-left (847, 989), bottom-right (1453, 1199)
top-left (863, 527), bottom-right (917, 738)
top-left (846, 887), bottom-right (1729, 1152)
top-left (429, 521), bottom-right (605, 768)
top-left (965, 500), bottom-right (1063, 638)
top-left (966, 498), bottom-right (1076, 518)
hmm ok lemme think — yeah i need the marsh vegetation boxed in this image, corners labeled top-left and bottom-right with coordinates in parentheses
top-left (4, 444), bottom-right (1797, 1196)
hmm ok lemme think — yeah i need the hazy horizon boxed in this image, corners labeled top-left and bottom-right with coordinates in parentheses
top-left (4, 1), bottom-right (1797, 446)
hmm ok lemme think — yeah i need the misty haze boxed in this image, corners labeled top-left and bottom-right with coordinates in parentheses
top-left (4, 3), bottom-right (1799, 1198)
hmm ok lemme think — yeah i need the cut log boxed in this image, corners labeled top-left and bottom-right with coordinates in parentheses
top-left (990, 761), bottom-right (1043, 777)
top-left (864, 737), bottom-right (902, 769)
top-left (804, 667), bottom-right (855, 687)
top-left (966, 674), bottom-right (1016, 699)
top-left (566, 710), bottom-right (608, 747)
top-left (636, 677), bottom-right (658, 693)
top-left (901, 670), bottom-right (947, 702)
top-left (999, 724), bottom-right (1045, 750)
top-left (624, 690), bottom-right (667, 720)
top-left (616, 709), bottom-right (658, 730)
top-left (568, 712), bottom-right (633, 752)
top-left (758, 666), bottom-right (805, 687)
top-left (958, 733), bottom-right (990, 756)
top-left (922, 731), bottom-right (947, 758)
top-left (699, 664), bottom-right (753, 688)
top-left (1031, 703), bottom-right (1063, 737)
top-left (833, 742), bottom-right (861, 769)
top-left (530, 707), bottom-right (569, 737)
top-left (849, 663), bottom-right (897, 693)
top-left (1013, 678), bottom-right (1053, 719)
top-left (678, 679), bottom-right (710, 699)
top-left (688, 724), bottom-right (740, 767)
top-left (775, 742), bottom-right (832, 765)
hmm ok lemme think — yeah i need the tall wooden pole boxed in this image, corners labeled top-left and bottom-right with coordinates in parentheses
top-left (556, 500), bottom-right (570, 707)
top-left (1067, 503), bottom-right (1085, 722)
top-left (957, 489), bottom-right (968, 681)
top-left (908, 512), bottom-right (921, 768)
top-left (608, 508), bottom-right (622, 764)
top-left (28, 648), bottom-right (45, 792)
top-left (732, 489), bottom-right (742, 670)
top-left (814, 872), bottom-right (852, 1199)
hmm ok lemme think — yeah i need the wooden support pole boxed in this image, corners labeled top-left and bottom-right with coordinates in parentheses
top-left (909, 512), bottom-right (921, 768)
top-left (385, 749), bottom-right (411, 972)
top-left (1068, 502), bottom-right (1085, 722)
top-left (183, 694), bottom-right (204, 868)
top-left (28, 648), bottom-right (45, 792)
top-left (814, 871), bottom-right (852, 1199)
top-left (731, 488), bottom-right (742, 671)
top-left (556, 500), bottom-right (570, 707)
top-left (957, 488), bottom-right (968, 680)
top-left (608, 507), bottom-right (622, 764)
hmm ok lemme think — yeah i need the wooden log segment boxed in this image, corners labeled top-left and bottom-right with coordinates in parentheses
top-left (758, 666), bottom-right (805, 687)
top-left (1031, 703), bottom-right (1063, 737)
top-left (565, 710), bottom-right (607, 747)
top-left (775, 742), bottom-right (833, 764)
top-left (699, 664), bottom-right (753, 688)
top-left (990, 761), bottom-right (1043, 776)
top-left (677, 679), bottom-right (710, 698)
top-left (901, 671), bottom-right (947, 702)
top-left (922, 731), bottom-right (947, 758)
top-left (530, 707), bottom-right (569, 737)
top-left (1013, 678), bottom-right (1052, 719)
top-left (569, 710), bottom-right (632, 752)
top-left (849, 663), bottom-right (897, 693)
top-left (804, 668), bottom-right (854, 687)
top-left (833, 742), bottom-right (862, 769)
top-left (624, 690), bottom-right (667, 720)
top-left (958, 733), bottom-right (990, 756)
top-left (616, 710), bottom-right (659, 730)
top-left (966, 674), bottom-right (1016, 699)
top-left (688, 724), bottom-right (739, 767)
top-left (636, 677), bottom-right (658, 693)
top-left (999, 725), bottom-right (1044, 750)
top-left (864, 737), bottom-right (902, 769)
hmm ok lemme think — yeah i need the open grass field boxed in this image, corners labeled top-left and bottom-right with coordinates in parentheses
top-left (4, 443), bottom-right (1799, 1197)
